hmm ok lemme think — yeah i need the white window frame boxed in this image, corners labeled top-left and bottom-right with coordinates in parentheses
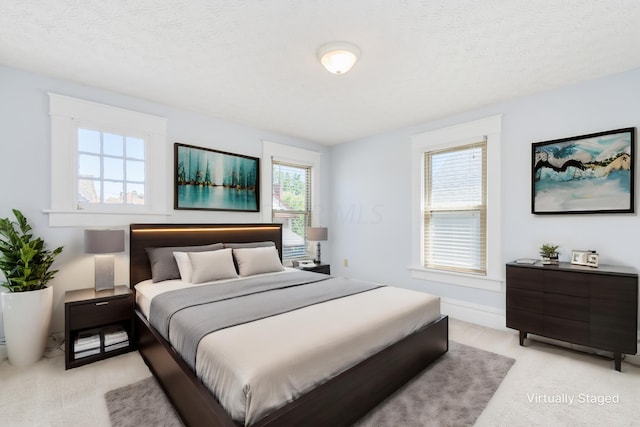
top-left (47, 93), bottom-right (169, 227)
top-left (262, 141), bottom-right (322, 256)
top-left (410, 115), bottom-right (503, 291)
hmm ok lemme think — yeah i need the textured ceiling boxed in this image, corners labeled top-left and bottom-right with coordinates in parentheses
top-left (2, 1), bottom-right (640, 145)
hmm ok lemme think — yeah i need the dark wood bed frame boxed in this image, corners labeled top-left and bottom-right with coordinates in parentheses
top-left (130, 223), bottom-right (449, 427)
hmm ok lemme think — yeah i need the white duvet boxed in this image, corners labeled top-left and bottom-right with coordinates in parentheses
top-left (136, 269), bottom-right (441, 425)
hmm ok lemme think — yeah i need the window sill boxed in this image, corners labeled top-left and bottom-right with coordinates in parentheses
top-left (408, 266), bottom-right (503, 292)
top-left (44, 209), bottom-right (171, 227)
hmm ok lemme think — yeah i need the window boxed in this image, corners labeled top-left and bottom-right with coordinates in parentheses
top-left (77, 128), bottom-right (146, 207)
top-left (423, 141), bottom-right (486, 274)
top-left (411, 115), bottom-right (502, 291)
top-left (272, 161), bottom-right (311, 259)
top-left (262, 141), bottom-right (322, 262)
top-left (48, 93), bottom-right (168, 226)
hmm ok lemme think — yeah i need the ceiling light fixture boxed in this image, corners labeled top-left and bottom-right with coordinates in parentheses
top-left (317, 41), bottom-right (361, 75)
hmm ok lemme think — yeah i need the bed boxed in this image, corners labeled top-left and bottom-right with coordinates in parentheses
top-left (130, 223), bottom-right (448, 427)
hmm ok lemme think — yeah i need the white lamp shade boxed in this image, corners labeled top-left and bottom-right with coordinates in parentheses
top-left (306, 227), bottom-right (328, 241)
top-left (318, 42), bottom-right (360, 74)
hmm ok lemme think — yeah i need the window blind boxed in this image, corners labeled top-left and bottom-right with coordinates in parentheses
top-left (423, 141), bottom-right (487, 274)
top-left (272, 160), bottom-right (312, 259)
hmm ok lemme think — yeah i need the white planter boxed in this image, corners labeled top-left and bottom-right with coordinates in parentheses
top-left (1, 286), bottom-right (53, 367)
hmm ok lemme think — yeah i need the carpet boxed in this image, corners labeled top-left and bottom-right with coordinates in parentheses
top-left (105, 341), bottom-right (514, 427)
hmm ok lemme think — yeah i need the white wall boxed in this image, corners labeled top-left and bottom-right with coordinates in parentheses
top-left (330, 68), bottom-right (640, 329)
top-left (0, 65), bottom-right (331, 337)
top-left (2, 63), bottom-right (638, 339)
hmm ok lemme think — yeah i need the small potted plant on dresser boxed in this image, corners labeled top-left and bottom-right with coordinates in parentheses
top-left (0, 209), bottom-right (63, 366)
top-left (539, 243), bottom-right (559, 265)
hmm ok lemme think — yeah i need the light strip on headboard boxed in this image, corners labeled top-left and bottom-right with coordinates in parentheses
top-left (131, 226), bottom-right (281, 233)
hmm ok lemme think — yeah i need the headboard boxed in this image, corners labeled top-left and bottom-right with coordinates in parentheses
top-left (129, 223), bottom-right (283, 287)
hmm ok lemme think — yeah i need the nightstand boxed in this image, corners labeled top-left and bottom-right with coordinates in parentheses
top-left (64, 285), bottom-right (134, 369)
top-left (296, 263), bottom-right (331, 275)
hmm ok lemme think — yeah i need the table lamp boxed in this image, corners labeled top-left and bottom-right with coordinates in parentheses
top-left (85, 229), bottom-right (125, 291)
top-left (306, 227), bottom-right (328, 264)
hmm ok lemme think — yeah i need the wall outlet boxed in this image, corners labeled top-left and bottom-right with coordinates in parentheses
top-left (343, 258), bottom-right (349, 268)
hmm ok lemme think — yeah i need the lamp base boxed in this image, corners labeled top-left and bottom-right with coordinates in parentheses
top-left (314, 242), bottom-right (322, 264)
top-left (95, 254), bottom-right (115, 291)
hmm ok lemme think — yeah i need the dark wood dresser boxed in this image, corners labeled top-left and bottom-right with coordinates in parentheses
top-left (506, 261), bottom-right (638, 371)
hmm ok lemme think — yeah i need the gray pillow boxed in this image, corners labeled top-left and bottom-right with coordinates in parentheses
top-left (145, 243), bottom-right (224, 282)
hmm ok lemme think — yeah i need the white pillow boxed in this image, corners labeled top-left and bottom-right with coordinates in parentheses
top-left (233, 246), bottom-right (285, 277)
top-left (173, 251), bottom-right (193, 283)
top-left (188, 249), bottom-right (239, 284)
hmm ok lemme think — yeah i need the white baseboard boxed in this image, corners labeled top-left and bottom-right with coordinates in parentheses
top-left (625, 334), bottom-right (640, 366)
top-left (625, 353), bottom-right (640, 366)
top-left (441, 297), bottom-right (507, 331)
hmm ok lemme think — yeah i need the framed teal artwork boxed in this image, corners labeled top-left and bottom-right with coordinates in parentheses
top-left (174, 143), bottom-right (259, 212)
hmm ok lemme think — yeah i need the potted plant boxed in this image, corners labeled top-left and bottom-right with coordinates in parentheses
top-left (539, 243), bottom-right (559, 265)
top-left (0, 209), bottom-right (63, 366)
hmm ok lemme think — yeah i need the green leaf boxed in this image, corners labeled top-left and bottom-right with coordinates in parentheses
top-left (0, 209), bottom-right (63, 292)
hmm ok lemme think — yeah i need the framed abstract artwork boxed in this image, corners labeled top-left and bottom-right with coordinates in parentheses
top-left (174, 143), bottom-right (260, 212)
top-left (531, 128), bottom-right (635, 214)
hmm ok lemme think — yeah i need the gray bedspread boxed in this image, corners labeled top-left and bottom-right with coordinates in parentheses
top-left (148, 270), bottom-right (383, 370)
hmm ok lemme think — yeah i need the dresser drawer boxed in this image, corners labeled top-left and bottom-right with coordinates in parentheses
top-left (544, 293), bottom-right (588, 322)
top-left (542, 271), bottom-right (589, 297)
top-left (506, 308), bottom-right (544, 335)
top-left (506, 288), bottom-right (544, 313)
top-left (590, 324), bottom-right (637, 353)
top-left (590, 275), bottom-right (638, 301)
top-left (506, 266), bottom-right (543, 291)
top-left (68, 295), bottom-right (133, 330)
top-left (590, 298), bottom-right (637, 329)
top-left (544, 316), bottom-right (589, 346)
